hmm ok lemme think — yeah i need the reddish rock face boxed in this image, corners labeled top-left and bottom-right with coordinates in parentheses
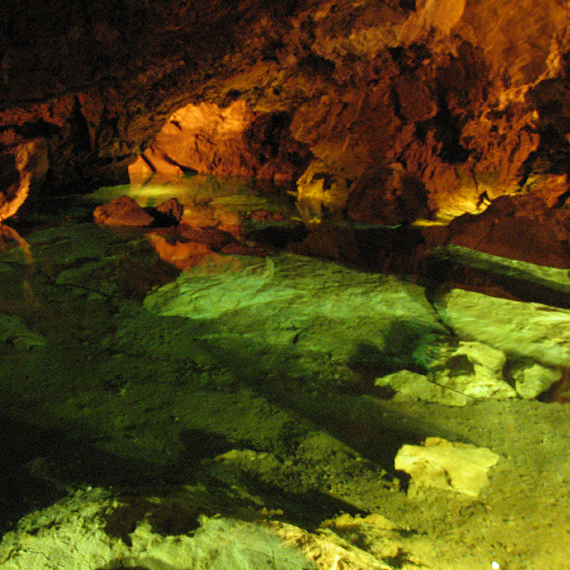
top-left (128, 101), bottom-right (311, 184)
top-left (93, 195), bottom-right (155, 227)
top-left (2, 0), bottom-right (570, 249)
top-left (440, 192), bottom-right (570, 268)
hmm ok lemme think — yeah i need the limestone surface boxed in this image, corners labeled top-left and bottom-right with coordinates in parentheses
top-left (143, 253), bottom-right (446, 362)
top-left (0, 488), bottom-right (434, 570)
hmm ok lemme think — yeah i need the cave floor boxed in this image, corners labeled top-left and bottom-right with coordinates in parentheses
top-left (0, 182), bottom-right (568, 570)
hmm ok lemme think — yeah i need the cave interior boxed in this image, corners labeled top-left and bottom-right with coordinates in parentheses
top-left (1, 1), bottom-right (570, 569)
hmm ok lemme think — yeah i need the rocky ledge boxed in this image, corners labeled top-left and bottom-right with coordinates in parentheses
top-left (2, 0), bottom-right (570, 251)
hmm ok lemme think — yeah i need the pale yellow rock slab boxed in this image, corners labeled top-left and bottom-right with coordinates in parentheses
top-left (512, 361), bottom-right (562, 399)
top-left (434, 288), bottom-right (570, 367)
top-left (395, 437), bottom-right (500, 498)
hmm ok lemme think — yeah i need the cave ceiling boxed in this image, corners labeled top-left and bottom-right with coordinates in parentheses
top-left (2, 0), bottom-right (570, 230)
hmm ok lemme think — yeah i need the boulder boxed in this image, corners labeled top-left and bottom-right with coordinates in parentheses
top-left (93, 195), bottom-right (154, 227)
top-left (416, 338), bottom-right (515, 400)
top-left (422, 244), bottom-right (570, 307)
top-left (374, 370), bottom-right (466, 404)
top-left (376, 339), bottom-right (516, 406)
top-left (395, 437), bottom-right (500, 498)
top-left (510, 361), bottom-right (562, 400)
top-left (156, 197), bottom-right (184, 224)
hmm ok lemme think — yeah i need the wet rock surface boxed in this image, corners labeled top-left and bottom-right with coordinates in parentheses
top-left (3, 0), bottom-right (570, 237)
top-left (93, 195), bottom-right (155, 227)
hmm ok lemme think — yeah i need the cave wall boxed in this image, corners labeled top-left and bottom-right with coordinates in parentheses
top-left (2, 0), bottom-right (570, 225)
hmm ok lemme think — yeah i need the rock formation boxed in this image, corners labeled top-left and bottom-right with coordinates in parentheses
top-left (2, 0), bottom-right (570, 244)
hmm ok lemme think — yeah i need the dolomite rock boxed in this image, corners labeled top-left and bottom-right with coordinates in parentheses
top-left (0, 314), bottom-right (46, 350)
top-left (395, 437), bottom-right (500, 498)
top-left (129, 101), bottom-right (310, 184)
top-left (0, 490), bottom-right (314, 570)
top-left (0, 139), bottom-right (49, 223)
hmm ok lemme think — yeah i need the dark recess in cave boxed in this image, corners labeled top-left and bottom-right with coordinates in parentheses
top-left (297, 53), bottom-right (336, 77)
top-left (389, 44), bottom-right (432, 71)
top-left (430, 91), bottom-right (471, 164)
top-left (70, 97), bottom-right (93, 153)
top-left (13, 120), bottom-right (60, 139)
top-left (526, 124), bottom-right (570, 176)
